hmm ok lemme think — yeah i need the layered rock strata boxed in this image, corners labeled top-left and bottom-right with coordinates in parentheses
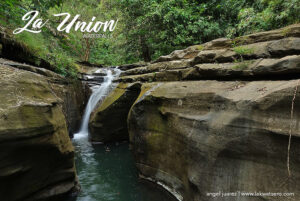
top-left (0, 58), bottom-right (83, 201)
top-left (90, 24), bottom-right (300, 201)
top-left (89, 82), bottom-right (141, 142)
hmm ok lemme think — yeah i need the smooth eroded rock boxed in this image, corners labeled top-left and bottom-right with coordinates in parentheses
top-left (128, 80), bottom-right (300, 201)
top-left (89, 82), bottom-right (141, 142)
top-left (0, 62), bottom-right (78, 201)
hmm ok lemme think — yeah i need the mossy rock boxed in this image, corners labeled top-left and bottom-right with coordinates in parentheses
top-left (0, 61), bottom-right (77, 201)
top-left (89, 82), bottom-right (141, 142)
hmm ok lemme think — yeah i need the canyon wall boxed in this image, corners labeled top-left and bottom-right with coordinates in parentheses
top-left (0, 58), bottom-right (84, 201)
top-left (91, 24), bottom-right (300, 201)
top-left (1, 22), bottom-right (300, 201)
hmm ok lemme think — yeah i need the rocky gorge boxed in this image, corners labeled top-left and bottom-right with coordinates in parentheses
top-left (89, 24), bottom-right (300, 201)
top-left (0, 23), bottom-right (300, 201)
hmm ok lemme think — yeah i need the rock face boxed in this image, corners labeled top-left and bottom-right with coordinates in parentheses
top-left (0, 59), bottom-right (86, 136)
top-left (52, 79), bottom-right (86, 136)
top-left (91, 24), bottom-right (300, 201)
top-left (0, 59), bottom-right (81, 201)
top-left (128, 81), bottom-right (300, 201)
top-left (117, 24), bottom-right (300, 83)
top-left (89, 83), bottom-right (141, 142)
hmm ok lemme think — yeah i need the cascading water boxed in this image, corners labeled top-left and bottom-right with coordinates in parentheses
top-left (74, 68), bottom-right (121, 140)
top-left (72, 68), bottom-right (177, 201)
top-left (72, 68), bottom-right (121, 201)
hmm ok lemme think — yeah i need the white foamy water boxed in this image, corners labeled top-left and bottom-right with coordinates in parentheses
top-left (74, 68), bottom-right (121, 141)
top-left (72, 68), bottom-right (121, 201)
top-left (71, 68), bottom-right (177, 201)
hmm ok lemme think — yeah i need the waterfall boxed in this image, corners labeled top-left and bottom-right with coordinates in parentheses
top-left (71, 67), bottom-right (177, 201)
top-left (74, 68), bottom-right (121, 140)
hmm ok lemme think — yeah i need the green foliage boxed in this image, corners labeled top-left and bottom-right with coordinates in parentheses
top-left (0, 0), bottom-right (23, 25)
top-left (13, 30), bottom-right (78, 77)
top-left (111, 0), bottom-right (299, 62)
top-left (0, 0), bottom-right (299, 76)
top-left (232, 62), bottom-right (249, 70)
top-left (30, 0), bottom-right (63, 12)
top-left (235, 0), bottom-right (300, 35)
top-left (115, 0), bottom-right (224, 62)
top-left (232, 60), bottom-right (255, 70)
top-left (233, 46), bottom-right (255, 55)
top-left (0, 0), bottom-right (84, 77)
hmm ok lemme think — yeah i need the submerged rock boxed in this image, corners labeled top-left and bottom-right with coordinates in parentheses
top-left (0, 59), bottom-right (80, 201)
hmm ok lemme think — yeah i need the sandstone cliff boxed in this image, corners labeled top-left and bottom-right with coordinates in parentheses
top-left (0, 58), bottom-right (84, 201)
top-left (90, 24), bottom-right (300, 201)
top-left (89, 82), bottom-right (141, 142)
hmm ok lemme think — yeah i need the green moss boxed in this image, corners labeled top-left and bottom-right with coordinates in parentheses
top-left (232, 60), bottom-right (254, 70)
top-left (146, 133), bottom-right (164, 149)
top-left (147, 73), bottom-right (156, 82)
top-left (19, 105), bottom-right (50, 129)
top-left (196, 45), bottom-right (204, 51)
top-left (232, 63), bottom-right (248, 70)
top-left (145, 110), bottom-right (168, 150)
top-left (232, 36), bottom-right (250, 47)
top-left (281, 27), bottom-right (292, 37)
top-left (95, 83), bottom-right (128, 112)
top-left (233, 46), bottom-right (254, 55)
top-left (233, 58), bottom-right (242, 63)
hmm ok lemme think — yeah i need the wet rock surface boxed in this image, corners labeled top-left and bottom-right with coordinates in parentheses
top-left (128, 81), bottom-right (300, 201)
top-left (89, 82), bottom-right (141, 143)
top-left (91, 24), bottom-right (300, 201)
top-left (0, 58), bottom-right (83, 201)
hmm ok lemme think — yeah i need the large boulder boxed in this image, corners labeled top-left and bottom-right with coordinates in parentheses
top-left (0, 58), bottom-right (86, 136)
top-left (89, 82), bottom-right (141, 142)
top-left (0, 59), bottom-right (79, 201)
top-left (128, 80), bottom-right (300, 201)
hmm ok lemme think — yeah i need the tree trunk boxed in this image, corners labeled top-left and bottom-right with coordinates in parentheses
top-left (140, 36), bottom-right (151, 62)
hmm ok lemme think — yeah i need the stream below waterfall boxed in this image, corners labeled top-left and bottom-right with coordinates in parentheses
top-left (73, 141), bottom-right (177, 201)
top-left (72, 68), bottom-right (176, 201)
